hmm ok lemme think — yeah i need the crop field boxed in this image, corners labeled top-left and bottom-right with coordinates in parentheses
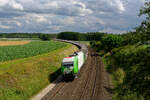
top-left (0, 41), bottom-right (30, 46)
top-left (0, 41), bottom-right (66, 62)
top-left (0, 41), bottom-right (78, 100)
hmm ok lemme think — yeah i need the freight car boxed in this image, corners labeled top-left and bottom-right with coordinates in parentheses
top-left (61, 51), bottom-right (86, 79)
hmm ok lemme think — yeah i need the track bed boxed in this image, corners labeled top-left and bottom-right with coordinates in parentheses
top-left (42, 49), bottom-right (113, 100)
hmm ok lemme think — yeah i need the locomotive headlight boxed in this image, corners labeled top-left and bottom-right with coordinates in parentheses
top-left (70, 66), bottom-right (73, 70)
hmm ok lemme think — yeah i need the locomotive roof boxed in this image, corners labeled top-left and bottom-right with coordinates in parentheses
top-left (62, 57), bottom-right (74, 63)
top-left (62, 51), bottom-right (83, 63)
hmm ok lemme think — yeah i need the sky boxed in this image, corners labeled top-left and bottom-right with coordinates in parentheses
top-left (0, 0), bottom-right (146, 34)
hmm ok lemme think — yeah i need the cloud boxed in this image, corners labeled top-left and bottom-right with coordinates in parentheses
top-left (46, 0), bottom-right (93, 16)
top-left (0, 0), bottom-right (24, 10)
top-left (0, 0), bottom-right (146, 33)
top-left (16, 0), bottom-right (92, 17)
top-left (113, 0), bottom-right (125, 12)
top-left (84, 0), bottom-right (125, 14)
top-left (100, 27), bottom-right (126, 34)
top-left (0, 24), bottom-right (11, 29)
top-left (103, 0), bottom-right (125, 12)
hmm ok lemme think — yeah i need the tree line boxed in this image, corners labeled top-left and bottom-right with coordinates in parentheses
top-left (90, 1), bottom-right (150, 100)
top-left (0, 32), bottom-right (106, 41)
top-left (57, 31), bottom-right (105, 41)
top-left (0, 33), bottom-right (57, 41)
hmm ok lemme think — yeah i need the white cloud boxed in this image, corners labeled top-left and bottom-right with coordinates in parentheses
top-left (114, 0), bottom-right (125, 12)
top-left (10, 20), bottom-right (22, 27)
top-left (30, 14), bottom-right (48, 23)
top-left (0, 0), bottom-right (8, 6)
top-left (0, 25), bottom-right (11, 29)
top-left (10, 1), bottom-right (24, 10)
top-left (15, 21), bottom-right (22, 27)
top-left (0, 0), bottom-right (146, 33)
top-left (102, 0), bottom-right (125, 12)
top-left (100, 27), bottom-right (126, 34)
top-left (43, 0), bottom-right (93, 16)
top-left (0, 0), bottom-right (24, 10)
top-left (64, 17), bottom-right (75, 25)
top-left (45, 2), bottom-right (59, 9)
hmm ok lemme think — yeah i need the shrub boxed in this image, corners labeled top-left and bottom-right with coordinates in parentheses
top-left (101, 34), bottom-right (123, 52)
top-left (105, 44), bottom-right (150, 100)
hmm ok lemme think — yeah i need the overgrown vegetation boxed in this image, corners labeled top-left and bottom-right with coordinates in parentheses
top-left (104, 45), bottom-right (150, 100)
top-left (0, 41), bottom-right (66, 62)
top-left (91, 34), bottom-right (123, 52)
top-left (90, 1), bottom-right (150, 100)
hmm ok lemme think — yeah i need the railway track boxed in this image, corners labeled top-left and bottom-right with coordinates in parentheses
top-left (41, 48), bottom-right (112, 100)
top-left (91, 56), bottom-right (100, 100)
top-left (33, 40), bottom-right (112, 100)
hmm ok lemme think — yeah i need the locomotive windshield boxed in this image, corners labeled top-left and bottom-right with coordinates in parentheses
top-left (63, 63), bottom-right (74, 67)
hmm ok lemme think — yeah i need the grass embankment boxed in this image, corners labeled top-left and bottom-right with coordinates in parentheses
top-left (0, 42), bottom-right (78, 100)
top-left (0, 41), bottom-right (66, 62)
top-left (103, 44), bottom-right (150, 100)
top-left (78, 41), bottom-right (90, 46)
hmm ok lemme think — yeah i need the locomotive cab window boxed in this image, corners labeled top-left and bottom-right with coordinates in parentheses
top-left (63, 63), bottom-right (74, 67)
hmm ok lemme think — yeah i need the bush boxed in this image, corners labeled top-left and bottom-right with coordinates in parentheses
top-left (101, 34), bottom-right (123, 52)
top-left (90, 41), bottom-right (103, 51)
top-left (90, 34), bottom-right (123, 52)
top-left (105, 44), bottom-right (150, 100)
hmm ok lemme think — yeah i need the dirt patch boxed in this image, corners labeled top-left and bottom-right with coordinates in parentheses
top-left (0, 41), bottom-right (30, 46)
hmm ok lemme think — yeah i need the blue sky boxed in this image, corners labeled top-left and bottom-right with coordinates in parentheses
top-left (0, 0), bottom-right (146, 33)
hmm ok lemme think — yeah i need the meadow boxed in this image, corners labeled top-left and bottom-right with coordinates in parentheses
top-left (0, 41), bottom-right (66, 62)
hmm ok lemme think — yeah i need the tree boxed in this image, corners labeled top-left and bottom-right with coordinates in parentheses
top-left (101, 34), bottom-right (123, 52)
top-left (137, 1), bottom-right (150, 42)
top-left (39, 34), bottom-right (50, 41)
top-left (86, 32), bottom-right (105, 41)
top-left (57, 32), bottom-right (83, 41)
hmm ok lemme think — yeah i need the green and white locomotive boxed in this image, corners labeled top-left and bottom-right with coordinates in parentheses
top-left (61, 51), bottom-right (85, 78)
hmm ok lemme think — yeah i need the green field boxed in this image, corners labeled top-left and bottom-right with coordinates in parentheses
top-left (0, 41), bottom-right (66, 62)
top-left (0, 42), bottom-right (78, 100)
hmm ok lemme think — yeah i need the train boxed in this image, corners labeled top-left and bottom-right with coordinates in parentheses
top-left (54, 39), bottom-right (88, 79)
top-left (61, 51), bottom-right (85, 78)
top-left (60, 40), bottom-right (88, 79)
